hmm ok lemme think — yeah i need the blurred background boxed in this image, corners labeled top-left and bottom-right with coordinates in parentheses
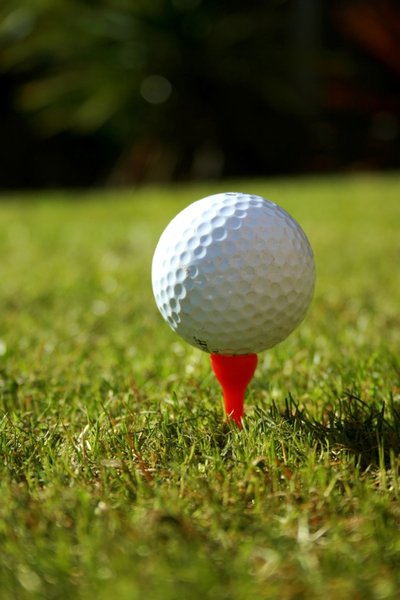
top-left (0, 0), bottom-right (399, 189)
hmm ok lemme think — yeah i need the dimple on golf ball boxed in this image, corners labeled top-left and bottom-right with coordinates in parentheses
top-left (151, 192), bottom-right (315, 355)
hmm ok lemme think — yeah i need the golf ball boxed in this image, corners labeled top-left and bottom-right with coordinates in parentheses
top-left (152, 192), bottom-right (315, 355)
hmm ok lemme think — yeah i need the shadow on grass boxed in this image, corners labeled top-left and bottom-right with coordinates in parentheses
top-left (255, 393), bottom-right (400, 470)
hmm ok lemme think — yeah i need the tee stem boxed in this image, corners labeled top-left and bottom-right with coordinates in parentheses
top-left (210, 353), bottom-right (258, 429)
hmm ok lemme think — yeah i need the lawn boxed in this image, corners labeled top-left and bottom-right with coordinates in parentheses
top-left (0, 174), bottom-right (399, 599)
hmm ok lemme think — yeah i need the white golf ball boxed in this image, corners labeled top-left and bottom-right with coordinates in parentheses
top-left (152, 192), bottom-right (315, 355)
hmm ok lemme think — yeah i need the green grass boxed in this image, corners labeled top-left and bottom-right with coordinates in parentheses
top-left (0, 174), bottom-right (400, 600)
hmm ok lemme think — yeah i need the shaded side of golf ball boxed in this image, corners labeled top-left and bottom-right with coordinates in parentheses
top-left (151, 192), bottom-right (315, 354)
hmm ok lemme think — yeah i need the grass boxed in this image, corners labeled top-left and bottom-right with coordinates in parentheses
top-left (0, 173), bottom-right (400, 599)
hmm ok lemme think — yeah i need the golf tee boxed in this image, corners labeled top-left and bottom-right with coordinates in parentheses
top-left (210, 353), bottom-right (258, 428)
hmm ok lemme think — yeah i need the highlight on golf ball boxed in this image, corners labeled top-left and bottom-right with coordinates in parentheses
top-left (152, 192), bottom-right (315, 356)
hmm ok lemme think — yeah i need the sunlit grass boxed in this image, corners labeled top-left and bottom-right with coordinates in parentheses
top-left (0, 173), bottom-right (400, 599)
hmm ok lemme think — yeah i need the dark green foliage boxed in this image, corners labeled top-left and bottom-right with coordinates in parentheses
top-left (3, 1), bottom-right (399, 187)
